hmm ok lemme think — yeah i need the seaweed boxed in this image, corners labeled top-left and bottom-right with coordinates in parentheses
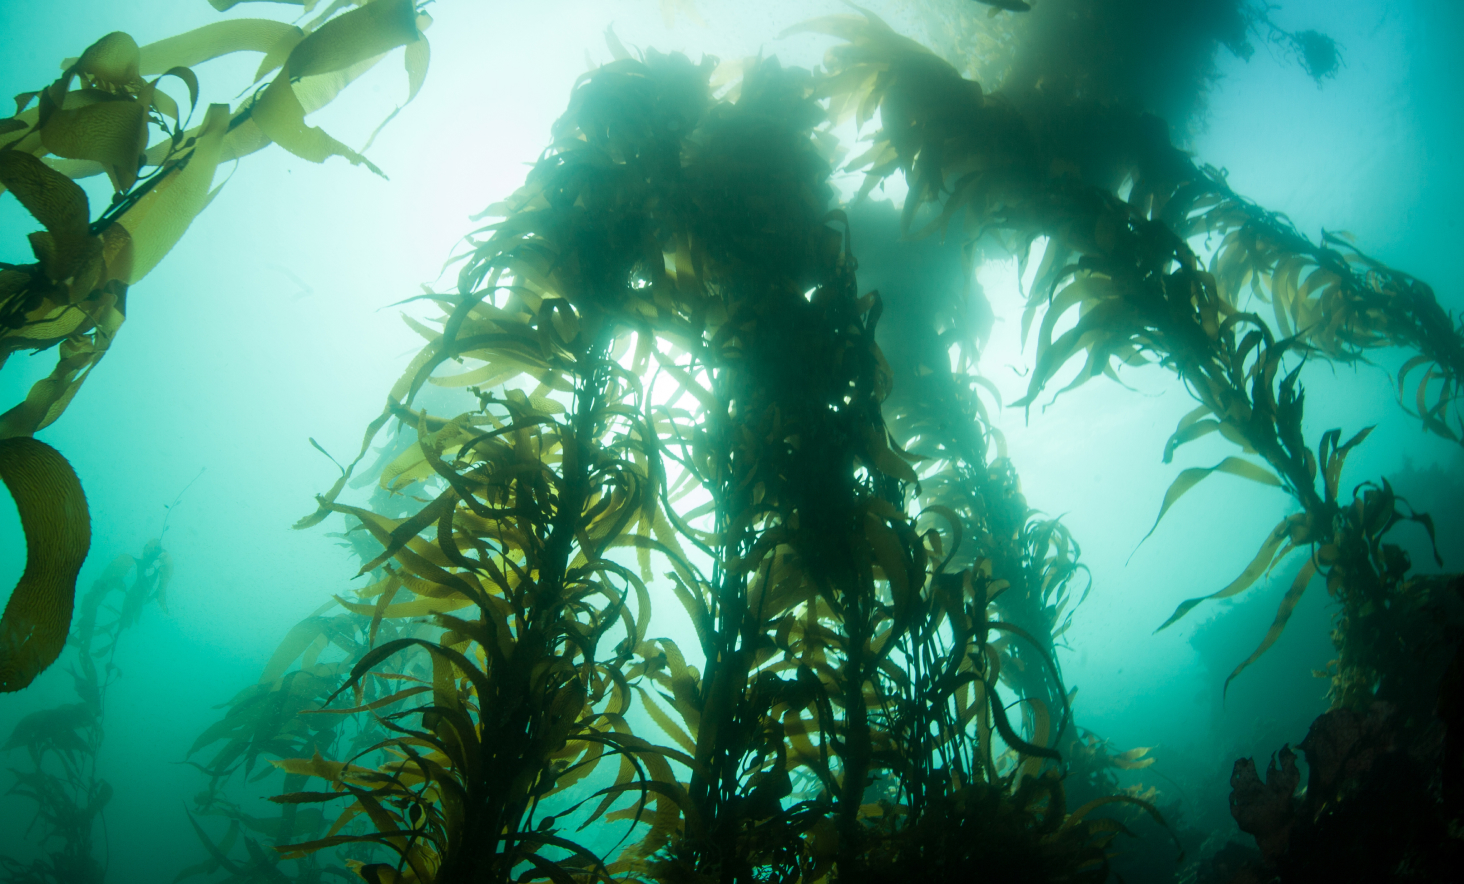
top-left (251, 37), bottom-right (1174, 884)
top-left (1, 538), bottom-right (170, 884)
top-left (6, 3), bottom-right (1455, 882)
top-left (801, 7), bottom-right (1462, 700)
top-left (0, 0), bottom-right (434, 693)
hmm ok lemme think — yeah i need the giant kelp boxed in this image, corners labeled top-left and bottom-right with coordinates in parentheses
top-left (0, 0), bottom-right (433, 694)
top-left (255, 40), bottom-right (1175, 884)
top-left (794, 8), bottom-right (1461, 703)
top-left (6, 2), bottom-right (1456, 882)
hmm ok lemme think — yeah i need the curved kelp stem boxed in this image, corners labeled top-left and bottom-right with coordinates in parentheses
top-left (0, 436), bottom-right (90, 692)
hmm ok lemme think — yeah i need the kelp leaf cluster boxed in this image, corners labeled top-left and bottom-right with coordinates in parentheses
top-left (0, 0), bottom-right (433, 695)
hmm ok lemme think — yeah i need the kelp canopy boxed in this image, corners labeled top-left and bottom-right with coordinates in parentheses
top-left (1, 2), bottom-right (1461, 883)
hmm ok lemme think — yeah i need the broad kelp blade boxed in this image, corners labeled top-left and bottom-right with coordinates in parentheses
top-left (138, 18), bottom-right (299, 73)
top-left (119, 103), bottom-right (229, 282)
top-left (0, 150), bottom-right (94, 281)
top-left (249, 0), bottom-right (421, 174)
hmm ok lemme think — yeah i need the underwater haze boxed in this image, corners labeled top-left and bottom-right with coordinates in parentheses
top-left (2, 1), bottom-right (1462, 883)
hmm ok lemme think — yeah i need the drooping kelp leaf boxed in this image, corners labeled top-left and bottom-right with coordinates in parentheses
top-left (1136, 456), bottom-right (1283, 548)
top-left (1222, 557), bottom-right (1319, 697)
top-left (0, 298), bottom-right (124, 438)
top-left (0, 150), bottom-right (97, 282)
top-left (1154, 514), bottom-right (1307, 633)
top-left (1059, 794), bottom-right (1184, 862)
top-left (0, 437), bottom-right (90, 692)
top-left (0, 151), bottom-right (129, 400)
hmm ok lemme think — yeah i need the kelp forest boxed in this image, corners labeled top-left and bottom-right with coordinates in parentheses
top-left (0, 1), bottom-right (1461, 883)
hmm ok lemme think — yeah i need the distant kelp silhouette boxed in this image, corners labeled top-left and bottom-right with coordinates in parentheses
top-left (0, 0), bottom-right (433, 694)
top-left (1, 539), bottom-right (169, 882)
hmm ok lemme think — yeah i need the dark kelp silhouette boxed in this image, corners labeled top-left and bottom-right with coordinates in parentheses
top-left (796, 7), bottom-right (1459, 694)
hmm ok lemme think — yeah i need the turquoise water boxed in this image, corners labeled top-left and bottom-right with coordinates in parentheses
top-left (1, 2), bottom-right (1460, 881)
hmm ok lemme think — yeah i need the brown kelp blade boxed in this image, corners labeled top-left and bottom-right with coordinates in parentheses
top-left (0, 437), bottom-right (90, 692)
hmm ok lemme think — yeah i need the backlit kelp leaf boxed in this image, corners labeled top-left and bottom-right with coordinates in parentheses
top-left (250, 0), bottom-right (421, 174)
top-left (1162, 405), bottom-right (1220, 463)
top-left (259, 615), bottom-right (336, 684)
top-left (0, 278), bottom-right (127, 437)
top-left (359, 12), bottom-right (432, 154)
top-left (1061, 794), bottom-right (1183, 861)
top-left (1222, 558), bottom-right (1319, 696)
top-left (1317, 425), bottom-right (1373, 505)
top-left (138, 18), bottom-right (299, 72)
top-left (1137, 456), bottom-right (1283, 548)
top-left (70, 31), bottom-right (144, 91)
top-left (335, 592), bottom-right (471, 620)
top-left (0, 151), bottom-right (95, 282)
top-left (0, 437), bottom-right (91, 693)
top-left (208, 0), bottom-right (315, 10)
top-left (39, 87), bottom-right (149, 194)
top-left (117, 103), bottom-right (229, 282)
top-left (289, 0), bottom-right (418, 79)
top-left (1109, 746), bottom-right (1155, 770)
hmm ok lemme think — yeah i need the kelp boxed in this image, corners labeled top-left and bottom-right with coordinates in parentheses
top-left (4, 3), bottom-right (1441, 881)
top-left (261, 39), bottom-right (1173, 884)
top-left (0, 437), bottom-right (90, 693)
top-left (182, 607), bottom-right (423, 883)
top-left (803, 9), bottom-right (1459, 696)
top-left (0, 0), bottom-right (433, 693)
top-left (0, 538), bottom-right (169, 884)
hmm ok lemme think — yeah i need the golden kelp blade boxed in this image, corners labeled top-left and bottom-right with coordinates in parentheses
top-left (0, 437), bottom-right (91, 693)
top-left (119, 103), bottom-right (230, 282)
top-left (138, 19), bottom-right (299, 72)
